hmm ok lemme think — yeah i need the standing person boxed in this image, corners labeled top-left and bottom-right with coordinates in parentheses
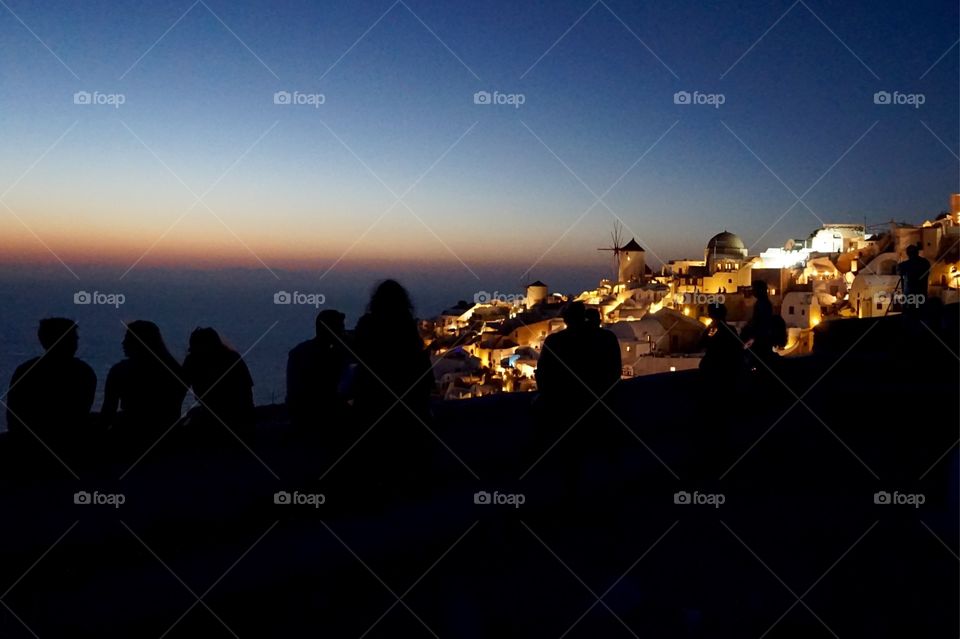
top-left (352, 280), bottom-right (433, 421)
top-left (286, 309), bottom-right (350, 429)
top-left (584, 307), bottom-right (622, 394)
top-left (697, 303), bottom-right (743, 477)
top-left (699, 303), bottom-right (743, 378)
top-left (182, 328), bottom-right (255, 438)
top-left (741, 281), bottom-right (776, 370)
top-left (533, 302), bottom-right (607, 502)
top-left (6, 318), bottom-right (96, 455)
top-left (101, 321), bottom-right (186, 438)
top-left (536, 302), bottom-right (590, 410)
top-left (537, 303), bottom-right (619, 411)
top-left (582, 306), bottom-right (624, 490)
top-left (897, 243), bottom-right (931, 313)
top-left (351, 280), bottom-right (434, 486)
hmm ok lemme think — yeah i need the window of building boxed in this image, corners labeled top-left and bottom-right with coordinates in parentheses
top-left (801, 309), bottom-right (805, 315)
top-left (788, 306), bottom-right (795, 314)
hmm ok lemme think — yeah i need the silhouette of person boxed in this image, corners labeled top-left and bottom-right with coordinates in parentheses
top-left (352, 280), bottom-right (433, 422)
top-left (6, 318), bottom-right (96, 447)
top-left (536, 302), bottom-right (583, 403)
top-left (350, 280), bottom-right (433, 487)
top-left (535, 302), bottom-right (621, 500)
top-left (584, 307), bottom-right (622, 393)
top-left (741, 280), bottom-right (776, 369)
top-left (897, 244), bottom-right (930, 312)
top-left (101, 321), bottom-right (186, 436)
top-left (699, 303), bottom-right (743, 376)
top-left (537, 302), bottom-right (615, 405)
top-left (182, 328), bottom-right (255, 437)
top-left (286, 310), bottom-right (350, 429)
top-left (584, 305), bottom-right (624, 460)
top-left (695, 302), bottom-right (744, 478)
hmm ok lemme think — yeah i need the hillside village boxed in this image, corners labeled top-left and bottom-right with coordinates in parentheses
top-left (423, 195), bottom-right (960, 399)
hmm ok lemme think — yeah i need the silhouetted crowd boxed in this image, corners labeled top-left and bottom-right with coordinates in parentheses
top-left (5, 317), bottom-right (258, 450)
top-left (0, 276), bottom-right (820, 452)
top-left (3, 280), bottom-right (440, 475)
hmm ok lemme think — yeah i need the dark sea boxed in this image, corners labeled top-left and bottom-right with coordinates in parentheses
top-left (0, 262), bottom-right (597, 426)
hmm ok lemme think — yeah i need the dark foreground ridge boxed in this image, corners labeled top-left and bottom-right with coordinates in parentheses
top-left (1, 310), bottom-right (957, 637)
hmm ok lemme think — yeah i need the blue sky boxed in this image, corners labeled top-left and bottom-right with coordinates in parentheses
top-left (0, 0), bottom-right (956, 280)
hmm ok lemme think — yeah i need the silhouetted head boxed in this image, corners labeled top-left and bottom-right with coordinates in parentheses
top-left (707, 302), bottom-right (727, 322)
top-left (37, 318), bottom-right (78, 357)
top-left (906, 244), bottom-right (920, 259)
top-left (315, 310), bottom-right (346, 339)
top-left (752, 280), bottom-right (769, 299)
top-left (561, 301), bottom-right (586, 329)
top-left (368, 279), bottom-right (413, 318)
top-left (123, 320), bottom-right (177, 364)
top-left (585, 308), bottom-right (602, 329)
top-left (188, 327), bottom-right (228, 358)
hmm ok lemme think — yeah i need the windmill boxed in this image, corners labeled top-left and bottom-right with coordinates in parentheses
top-left (597, 221), bottom-right (627, 283)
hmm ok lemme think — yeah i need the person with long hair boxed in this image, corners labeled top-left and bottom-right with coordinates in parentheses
top-left (182, 327), bottom-right (255, 437)
top-left (352, 280), bottom-right (433, 420)
top-left (350, 280), bottom-right (434, 486)
top-left (102, 321), bottom-right (186, 434)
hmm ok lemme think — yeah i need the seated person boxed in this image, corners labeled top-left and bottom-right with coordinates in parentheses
top-left (101, 320), bottom-right (186, 435)
top-left (182, 327), bottom-right (255, 436)
top-left (6, 318), bottom-right (96, 445)
top-left (286, 310), bottom-right (350, 429)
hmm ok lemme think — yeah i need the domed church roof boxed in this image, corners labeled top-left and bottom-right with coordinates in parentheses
top-left (706, 231), bottom-right (745, 252)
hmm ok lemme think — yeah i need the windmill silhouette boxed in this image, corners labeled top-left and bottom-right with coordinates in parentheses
top-left (597, 221), bottom-right (627, 283)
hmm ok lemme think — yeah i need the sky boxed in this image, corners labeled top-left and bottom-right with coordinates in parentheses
top-left (0, 0), bottom-right (957, 285)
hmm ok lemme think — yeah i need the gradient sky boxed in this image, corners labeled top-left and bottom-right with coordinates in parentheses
top-left (0, 0), bottom-right (957, 282)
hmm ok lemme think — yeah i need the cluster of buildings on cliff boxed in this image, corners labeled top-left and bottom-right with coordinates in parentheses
top-left (422, 195), bottom-right (960, 399)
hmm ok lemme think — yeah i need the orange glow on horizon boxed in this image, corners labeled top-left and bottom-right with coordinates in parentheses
top-left (0, 220), bottom-right (597, 272)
